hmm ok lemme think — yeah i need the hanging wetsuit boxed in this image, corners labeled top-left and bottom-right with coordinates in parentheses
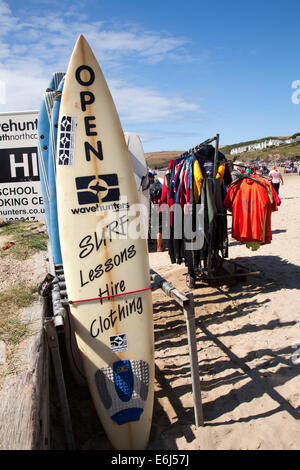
top-left (192, 145), bottom-right (229, 267)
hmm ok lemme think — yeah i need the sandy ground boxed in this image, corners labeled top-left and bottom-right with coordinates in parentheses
top-left (2, 176), bottom-right (300, 450)
top-left (49, 173), bottom-right (300, 451)
top-left (148, 173), bottom-right (300, 450)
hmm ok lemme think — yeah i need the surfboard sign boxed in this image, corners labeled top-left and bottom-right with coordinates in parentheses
top-left (124, 132), bottom-right (150, 240)
top-left (37, 72), bottom-right (64, 252)
top-left (48, 75), bottom-right (65, 265)
top-left (56, 35), bottom-right (154, 450)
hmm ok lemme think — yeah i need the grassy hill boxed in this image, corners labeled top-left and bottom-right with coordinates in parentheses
top-left (221, 132), bottom-right (300, 156)
top-left (146, 133), bottom-right (300, 169)
top-left (225, 140), bottom-right (300, 163)
top-left (145, 150), bottom-right (183, 169)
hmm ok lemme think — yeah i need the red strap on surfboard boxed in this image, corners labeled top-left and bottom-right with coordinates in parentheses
top-left (69, 287), bottom-right (152, 304)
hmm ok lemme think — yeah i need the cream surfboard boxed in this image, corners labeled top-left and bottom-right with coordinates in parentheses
top-left (124, 132), bottom-right (150, 240)
top-left (56, 35), bottom-right (154, 450)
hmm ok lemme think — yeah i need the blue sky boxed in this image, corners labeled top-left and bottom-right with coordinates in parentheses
top-left (0, 0), bottom-right (300, 152)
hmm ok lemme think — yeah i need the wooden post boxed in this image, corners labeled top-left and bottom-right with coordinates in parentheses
top-left (44, 317), bottom-right (76, 450)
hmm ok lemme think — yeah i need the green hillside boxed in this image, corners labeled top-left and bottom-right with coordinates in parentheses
top-left (227, 140), bottom-right (300, 163)
top-left (145, 150), bottom-right (183, 169)
top-left (146, 133), bottom-right (300, 169)
top-left (221, 132), bottom-right (300, 156)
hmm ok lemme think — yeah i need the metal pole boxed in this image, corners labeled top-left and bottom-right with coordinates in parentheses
top-left (182, 292), bottom-right (204, 427)
top-left (213, 133), bottom-right (220, 182)
top-left (150, 269), bottom-right (204, 427)
top-left (207, 133), bottom-right (220, 277)
top-left (150, 269), bottom-right (188, 306)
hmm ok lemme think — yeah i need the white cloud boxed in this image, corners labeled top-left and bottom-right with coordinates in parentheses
top-left (133, 129), bottom-right (197, 144)
top-left (0, 65), bottom-right (47, 111)
top-left (110, 80), bottom-right (201, 124)
top-left (0, 0), bottom-right (202, 125)
top-left (0, 1), bottom-right (17, 34)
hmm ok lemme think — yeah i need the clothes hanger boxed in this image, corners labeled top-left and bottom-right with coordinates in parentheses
top-left (231, 173), bottom-right (266, 188)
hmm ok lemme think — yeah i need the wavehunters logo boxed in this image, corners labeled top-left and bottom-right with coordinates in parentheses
top-left (75, 174), bottom-right (120, 205)
top-left (71, 173), bottom-right (128, 215)
top-left (68, 65), bottom-right (129, 215)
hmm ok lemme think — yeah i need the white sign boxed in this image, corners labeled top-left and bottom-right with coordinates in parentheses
top-left (0, 111), bottom-right (45, 221)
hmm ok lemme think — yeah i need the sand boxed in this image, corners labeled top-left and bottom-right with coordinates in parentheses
top-left (148, 173), bottom-right (300, 450)
top-left (10, 173), bottom-right (297, 450)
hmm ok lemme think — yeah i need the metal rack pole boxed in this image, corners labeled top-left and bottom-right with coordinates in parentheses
top-left (150, 269), bottom-right (204, 427)
top-left (213, 133), bottom-right (220, 191)
top-left (182, 292), bottom-right (204, 427)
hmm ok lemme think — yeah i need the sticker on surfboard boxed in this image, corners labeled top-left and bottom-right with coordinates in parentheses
top-left (110, 334), bottom-right (128, 353)
top-left (58, 115), bottom-right (76, 166)
top-left (95, 360), bottom-right (150, 425)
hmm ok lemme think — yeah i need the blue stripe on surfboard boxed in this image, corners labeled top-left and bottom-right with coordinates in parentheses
top-left (113, 360), bottom-right (134, 402)
top-left (48, 72), bottom-right (65, 91)
top-left (37, 92), bottom-right (55, 232)
top-left (111, 360), bottom-right (144, 422)
top-left (48, 76), bottom-right (65, 265)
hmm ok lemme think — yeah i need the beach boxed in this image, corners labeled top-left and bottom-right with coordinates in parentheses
top-left (148, 173), bottom-right (300, 450)
top-left (1, 174), bottom-right (300, 450)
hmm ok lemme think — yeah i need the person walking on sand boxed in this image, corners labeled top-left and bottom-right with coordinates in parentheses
top-left (269, 165), bottom-right (283, 194)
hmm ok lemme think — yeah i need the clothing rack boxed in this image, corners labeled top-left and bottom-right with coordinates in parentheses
top-left (179, 134), bottom-right (219, 173)
top-left (179, 133), bottom-right (224, 192)
top-left (178, 133), bottom-right (260, 288)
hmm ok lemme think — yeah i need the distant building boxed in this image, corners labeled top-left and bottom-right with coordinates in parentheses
top-left (230, 136), bottom-right (300, 155)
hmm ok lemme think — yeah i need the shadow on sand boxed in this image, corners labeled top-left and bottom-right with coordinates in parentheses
top-left (151, 254), bottom-right (300, 448)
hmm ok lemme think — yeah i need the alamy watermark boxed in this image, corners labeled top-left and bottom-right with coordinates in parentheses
top-left (149, 203), bottom-right (205, 250)
top-left (291, 80), bottom-right (300, 104)
top-left (91, 198), bottom-right (205, 251)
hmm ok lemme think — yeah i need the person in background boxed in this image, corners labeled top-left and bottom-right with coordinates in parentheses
top-left (269, 165), bottom-right (283, 194)
top-left (229, 163), bottom-right (242, 181)
top-left (149, 172), bottom-right (164, 252)
top-left (262, 165), bottom-right (270, 176)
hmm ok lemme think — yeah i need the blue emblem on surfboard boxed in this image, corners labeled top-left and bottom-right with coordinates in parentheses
top-left (113, 360), bottom-right (134, 402)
